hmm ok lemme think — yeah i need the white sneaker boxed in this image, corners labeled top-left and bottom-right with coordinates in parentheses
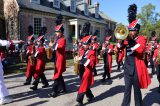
top-left (0, 97), bottom-right (13, 105)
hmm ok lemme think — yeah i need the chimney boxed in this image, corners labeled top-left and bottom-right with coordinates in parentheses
top-left (86, 0), bottom-right (91, 5)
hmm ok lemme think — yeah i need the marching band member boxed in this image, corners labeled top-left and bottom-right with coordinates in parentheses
top-left (76, 35), bottom-right (96, 106)
top-left (153, 43), bottom-right (160, 92)
top-left (78, 22), bottom-right (90, 79)
top-left (115, 39), bottom-right (125, 71)
top-left (144, 43), bottom-right (150, 67)
top-left (149, 31), bottom-right (157, 74)
top-left (48, 14), bottom-right (66, 98)
top-left (90, 32), bottom-right (99, 76)
top-left (24, 35), bottom-right (35, 85)
top-left (101, 36), bottom-right (114, 83)
top-left (30, 28), bottom-right (49, 90)
top-left (121, 4), bottom-right (151, 106)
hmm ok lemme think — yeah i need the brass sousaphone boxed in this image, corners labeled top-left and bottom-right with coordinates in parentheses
top-left (114, 23), bottom-right (129, 40)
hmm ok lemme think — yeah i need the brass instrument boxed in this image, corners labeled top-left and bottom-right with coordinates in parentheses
top-left (114, 23), bottom-right (129, 40)
top-left (100, 43), bottom-right (105, 58)
top-left (74, 55), bottom-right (80, 75)
top-left (157, 49), bottom-right (160, 64)
top-left (28, 45), bottom-right (35, 66)
top-left (45, 47), bottom-right (53, 60)
top-left (29, 55), bottom-right (35, 66)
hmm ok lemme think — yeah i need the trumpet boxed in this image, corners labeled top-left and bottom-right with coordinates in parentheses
top-left (114, 23), bottom-right (129, 40)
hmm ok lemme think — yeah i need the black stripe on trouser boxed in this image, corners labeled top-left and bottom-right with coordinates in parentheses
top-left (76, 88), bottom-right (94, 103)
top-left (52, 76), bottom-right (66, 93)
top-left (156, 65), bottom-right (160, 83)
top-left (33, 73), bottom-right (48, 87)
top-left (79, 64), bottom-right (85, 80)
top-left (93, 66), bottom-right (97, 75)
top-left (122, 67), bottom-right (142, 106)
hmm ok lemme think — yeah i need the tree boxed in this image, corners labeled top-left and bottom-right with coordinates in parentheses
top-left (5, 0), bottom-right (18, 40)
top-left (137, 3), bottom-right (160, 40)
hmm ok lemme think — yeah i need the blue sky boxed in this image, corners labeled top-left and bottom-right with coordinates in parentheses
top-left (92, 0), bottom-right (160, 25)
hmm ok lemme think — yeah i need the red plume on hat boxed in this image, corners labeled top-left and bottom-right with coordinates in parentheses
top-left (81, 35), bottom-right (92, 45)
top-left (55, 14), bottom-right (64, 33)
top-left (105, 36), bottom-right (112, 41)
top-left (151, 36), bottom-right (156, 41)
top-left (91, 36), bottom-right (97, 40)
top-left (28, 35), bottom-right (34, 41)
top-left (36, 35), bottom-right (44, 41)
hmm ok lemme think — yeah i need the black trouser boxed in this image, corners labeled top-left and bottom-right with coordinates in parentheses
top-left (52, 75), bottom-right (66, 93)
top-left (156, 64), bottom-right (160, 83)
top-left (93, 66), bottom-right (97, 75)
top-left (34, 73), bottom-right (48, 87)
top-left (76, 88), bottom-right (94, 103)
top-left (122, 70), bottom-right (142, 106)
top-left (102, 64), bottom-right (110, 80)
top-left (150, 57), bottom-right (155, 73)
top-left (26, 75), bottom-right (32, 83)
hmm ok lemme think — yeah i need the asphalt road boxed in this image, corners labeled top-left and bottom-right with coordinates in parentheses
top-left (3, 61), bottom-right (160, 106)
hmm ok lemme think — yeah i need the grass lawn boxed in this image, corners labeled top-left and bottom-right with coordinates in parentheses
top-left (4, 55), bottom-right (116, 75)
top-left (4, 59), bottom-right (74, 75)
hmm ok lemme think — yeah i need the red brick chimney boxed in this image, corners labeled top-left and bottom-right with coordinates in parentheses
top-left (86, 0), bottom-right (91, 5)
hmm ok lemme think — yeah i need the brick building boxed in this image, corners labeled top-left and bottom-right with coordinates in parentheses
top-left (0, 0), bottom-right (116, 50)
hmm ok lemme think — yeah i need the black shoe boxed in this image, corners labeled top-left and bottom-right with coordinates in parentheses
top-left (30, 86), bottom-right (37, 90)
top-left (24, 82), bottom-right (31, 85)
top-left (48, 92), bottom-right (58, 98)
top-left (117, 68), bottom-right (121, 72)
top-left (75, 102), bottom-right (84, 106)
top-left (32, 81), bottom-right (36, 85)
top-left (42, 84), bottom-right (49, 88)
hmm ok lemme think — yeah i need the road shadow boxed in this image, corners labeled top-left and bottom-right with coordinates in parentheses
top-left (84, 85), bottom-right (125, 105)
top-left (26, 100), bottom-right (49, 106)
top-left (111, 72), bottom-right (124, 80)
top-left (143, 87), bottom-right (160, 106)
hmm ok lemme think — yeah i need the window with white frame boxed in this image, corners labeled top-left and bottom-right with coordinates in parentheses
top-left (31, 0), bottom-right (40, 4)
top-left (34, 18), bottom-right (42, 36)
top-left (84, 4), bottom-right (89, 16)
top-left (53, 0), bottom-right (60, 8)
top-left (70, 0), bottom-right (76, 12)
top-left (9, 17), bottom-right (14, 38)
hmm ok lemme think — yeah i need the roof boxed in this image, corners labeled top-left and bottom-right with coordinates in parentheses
top-left (99, 11), bottom-right (116, 23)
top-left (16, 0), bottom-right (116, 24)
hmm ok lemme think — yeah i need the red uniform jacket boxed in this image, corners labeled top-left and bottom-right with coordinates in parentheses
top-left (153, 48), bottom-right (160, 64)
top-left (0, 51), bottom-right (6, 61)
top-left (103, 43), bottom-right (114, 73)
top-left (26, 44), bottom-right (35, 78)
top-left (78, 50), bottom-right (96, 94)
top-left (116, 43), bottom-right (125, 64)
top-left (52, 36), bottom-right (66, 80)
top-left (90, 42), bottom-right (99, 65)
top-left (124, 36), bottom-right (151, 89)
top-left (34, 46), bottom-right (46, 79)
